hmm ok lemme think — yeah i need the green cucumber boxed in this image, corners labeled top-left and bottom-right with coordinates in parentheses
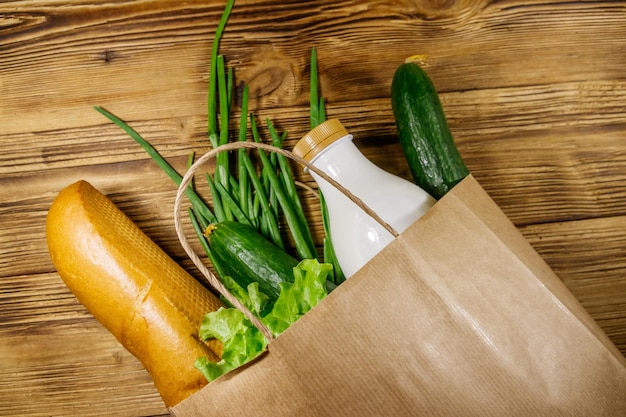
top-left (206, 221), bottom-right (299, 303)
top-left (391, 61), bottom-right (469, 199)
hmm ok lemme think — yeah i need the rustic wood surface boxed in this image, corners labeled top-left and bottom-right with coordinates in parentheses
top-left (2, 0), bottom-right (626, 415)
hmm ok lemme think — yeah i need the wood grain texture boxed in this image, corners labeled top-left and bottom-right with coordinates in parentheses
top-left (2, 0), bottom-right (626, 415)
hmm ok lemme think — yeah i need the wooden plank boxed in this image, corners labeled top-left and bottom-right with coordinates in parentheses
top-left (0, 273), bottom-right (168, 416)
top-left (2, 1), bottom-right (625, 134)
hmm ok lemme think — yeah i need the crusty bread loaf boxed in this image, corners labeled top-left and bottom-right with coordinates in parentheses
top-left (46, 180), bottom-right (224, 407)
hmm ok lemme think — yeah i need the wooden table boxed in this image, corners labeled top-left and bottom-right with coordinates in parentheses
top-left (2, 0), bottom-right (625, 415)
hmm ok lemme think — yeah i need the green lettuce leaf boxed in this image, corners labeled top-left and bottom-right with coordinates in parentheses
top-left (195, 307), bottom-right (267, 382)
top-left (220, 274), bottom-right (269, 316)
top-left (195, 259), bottom-right (332, 382)
top-left (262, 258), bottom-right (332, 336)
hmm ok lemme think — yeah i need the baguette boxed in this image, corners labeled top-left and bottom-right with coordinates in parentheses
top-left (46, 180), bottom-right (223, 407)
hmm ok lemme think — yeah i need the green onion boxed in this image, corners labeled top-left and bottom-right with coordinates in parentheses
top-left (308, 47), bottom-right (344, 283)
top-left (205, 173), bottom-right (226, 223)
top-left (208, 0), bottom-right (235, 143)
top-left (213, 180), bottom-right (253, 226)
top-left (189, 208), bottom-right (226, 279)
top-left (227, 67), bottom-right (234, 111)
top-left (250, 116), bottom-right (316, 260)
top-left (318, 97), bottom-right (326, 123)
top-left (310, 47), bottom-right (320, 129)
top-left (266, 119), bottom-right (317, 259)
top-left (320, 190), bottom-right (345, 285)
top-left (238, 85), bottom-right (250, 219)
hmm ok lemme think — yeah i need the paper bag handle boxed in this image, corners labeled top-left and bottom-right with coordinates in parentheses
top-left (174, 141), bottom-right (399, 341)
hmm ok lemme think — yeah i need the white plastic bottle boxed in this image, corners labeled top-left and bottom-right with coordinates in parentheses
top-left (293, 119), bottom-right (435, 278)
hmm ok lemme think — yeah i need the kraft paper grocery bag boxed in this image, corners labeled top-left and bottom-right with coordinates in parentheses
top-left (171, 175), bottom-right (626, 417)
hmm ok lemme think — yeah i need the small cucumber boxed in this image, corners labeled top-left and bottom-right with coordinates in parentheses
top-left (206, 221), bottom-right (299, 303)
top-left (391, 61), bottom-right (469, 199)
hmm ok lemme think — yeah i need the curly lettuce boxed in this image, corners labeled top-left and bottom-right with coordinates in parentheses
top-left (195, 259), bottom-right (333, 382)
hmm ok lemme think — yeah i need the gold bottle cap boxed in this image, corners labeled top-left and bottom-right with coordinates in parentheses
top-left (293, 119), bottom-right (350, 162)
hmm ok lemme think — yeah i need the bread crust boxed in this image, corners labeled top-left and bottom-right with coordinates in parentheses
top-left (46, 180), bottom-right (223, 407)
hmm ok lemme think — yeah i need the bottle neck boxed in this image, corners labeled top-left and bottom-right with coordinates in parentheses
top-left (307, 134), bottom-right (382, 187)
top-left (307, 134), bottom-right (353, 165)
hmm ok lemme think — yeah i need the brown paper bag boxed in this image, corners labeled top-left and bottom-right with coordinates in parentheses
top-left (171, 154), bottom-right (626, 416)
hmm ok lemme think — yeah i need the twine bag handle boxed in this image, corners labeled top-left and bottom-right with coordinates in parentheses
top-left (174, 141), bottom-right (399, 341)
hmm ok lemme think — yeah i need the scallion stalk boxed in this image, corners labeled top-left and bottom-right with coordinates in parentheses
top-left (310, 47), bottom-right (320, 129)
top-left (189, 208), bottom-right (226, 279)
top-left (308, 47), bottom-right (344, 283)
top-left (213, 180), bottom-right (253, 226)
top-left (238, 85), bottom-right (250, 219)
top-left (250, 116), bottom-right (316, 261)
top-left (205, 173), bottom-right (226, 223)
top-left (266, 119), bottom-right (317, 259)
top-left (208, 0), bottom-right (235, 144)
